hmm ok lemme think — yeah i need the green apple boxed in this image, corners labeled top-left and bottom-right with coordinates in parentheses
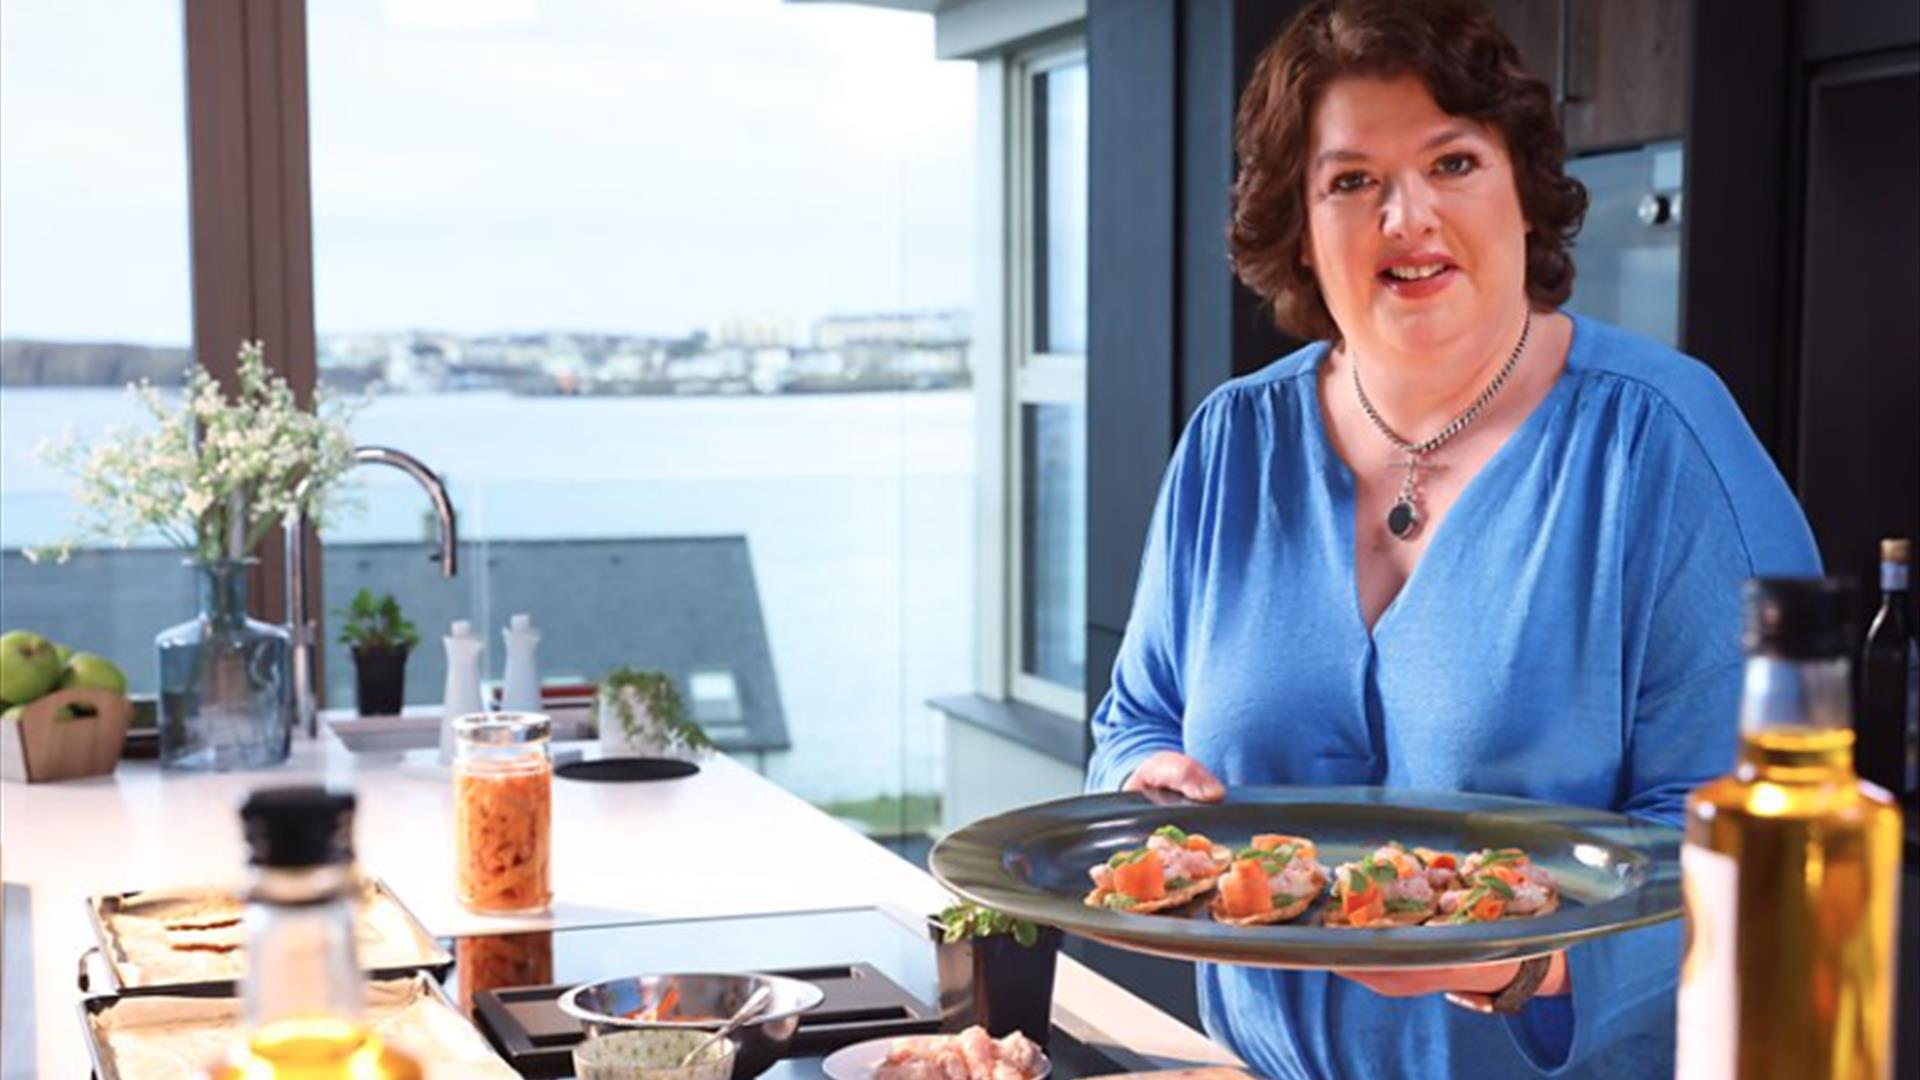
top-left (59, 653), bottom-right (128, 695)
top-left (0, 704), bottom-right (22, 726)
top-left (51, 642), bottom-right (74, 666)
top-left (0, 630), bottom-right (62, 704)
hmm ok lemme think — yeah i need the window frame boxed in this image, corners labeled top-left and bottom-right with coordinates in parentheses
top-left (181, 0), bottom-right (1093, 721)
top-left (1001, 37), bottom-right (1087, 720)
top-left (181, 0), bottom-right (321, 636)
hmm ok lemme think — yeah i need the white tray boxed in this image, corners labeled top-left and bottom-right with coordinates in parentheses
top-left (326, 703), bottom-right (593, 753)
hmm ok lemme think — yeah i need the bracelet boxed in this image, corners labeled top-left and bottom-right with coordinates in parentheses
top-left (1444, 955), bottom-right (1554, 1015)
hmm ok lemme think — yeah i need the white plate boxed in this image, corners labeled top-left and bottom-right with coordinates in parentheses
top-left (820, 1035), bottom-right (1051, 1080)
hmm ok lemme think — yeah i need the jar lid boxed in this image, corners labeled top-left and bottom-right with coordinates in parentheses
top-left (1882, 537), bottom-right (1910, 563)
top-left (1742, 577), bottom-right (1856, 659)
top-left (241, 785), bottom-right (355, 867)
top-left (452, 711), bottom-right (551, 745)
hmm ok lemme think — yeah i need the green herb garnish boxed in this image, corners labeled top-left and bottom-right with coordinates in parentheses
top-left (935, 900), bottom-right (1046, 946)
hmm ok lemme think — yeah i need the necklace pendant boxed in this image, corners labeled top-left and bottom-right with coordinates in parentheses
top-left (1387, 498), bottom-right (1421, 541)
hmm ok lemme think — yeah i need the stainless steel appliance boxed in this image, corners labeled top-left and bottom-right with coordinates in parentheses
top-left (1563, 140), bottom-right (1684, 347)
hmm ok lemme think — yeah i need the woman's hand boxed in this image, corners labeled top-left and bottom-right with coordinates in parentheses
top-left (1122, 751), bottom-right (1225, 802)
top-left (1337, 953), bottom-right (1568, 999)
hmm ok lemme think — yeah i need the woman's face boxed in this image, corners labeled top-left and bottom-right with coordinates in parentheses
top-left (1303, 74), bottom-right (1530, 357)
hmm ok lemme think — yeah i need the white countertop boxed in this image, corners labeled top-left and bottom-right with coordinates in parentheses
top-left (0, 734), bottom-right (1237, 1077)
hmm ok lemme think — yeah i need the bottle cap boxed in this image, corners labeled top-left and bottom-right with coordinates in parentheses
top-left (240, 786), bottom-right (356, 868)
top-left (451, 619), bottom-right (473, 637)
top-left (1882, 538), bottom-right (1910, 564)
top-left (510, 613), bottom-right (533, 631)
top-left (1742, 577), bottom-right (1856, 660)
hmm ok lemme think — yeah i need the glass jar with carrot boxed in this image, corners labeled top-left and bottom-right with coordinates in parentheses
top-left (452, 712), bottom-right (553, 915)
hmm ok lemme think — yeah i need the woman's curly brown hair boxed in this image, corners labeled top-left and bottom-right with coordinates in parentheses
top-left (1229, 0), bottom-right (1588, 341)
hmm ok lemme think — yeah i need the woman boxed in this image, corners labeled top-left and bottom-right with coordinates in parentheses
top-left (1086, 2), bottom-right (1819, 1078)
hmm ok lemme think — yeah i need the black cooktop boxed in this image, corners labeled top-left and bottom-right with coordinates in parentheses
top-left (443, 906), bottom-right (1143, 1080)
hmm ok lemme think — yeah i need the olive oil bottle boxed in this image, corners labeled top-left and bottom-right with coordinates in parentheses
top-left (1676, 579), bottom-right (1902, 1079)
top-left (206, 786), bottom-right (422, 1080)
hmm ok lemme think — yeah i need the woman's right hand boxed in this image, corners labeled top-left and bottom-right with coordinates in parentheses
top-left (1122, 751), bottom-right (1226, 802)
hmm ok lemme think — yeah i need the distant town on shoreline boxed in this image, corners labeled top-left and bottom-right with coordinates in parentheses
top-left (0, 309), bottom-right (972, 397)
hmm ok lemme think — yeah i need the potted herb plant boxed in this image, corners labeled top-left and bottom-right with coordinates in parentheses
top-left (596, 667), bottom-right (714, 759)
top-left (335, 588), bottom-right (419, 717)
top-left (930, 900), bottom-right (1063, 1044)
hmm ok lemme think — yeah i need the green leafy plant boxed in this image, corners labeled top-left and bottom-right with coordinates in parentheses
top-left (936, 899), bottom-right (1045, 947)
top-left (600, 667), bottom-right (713, 752)
top-left (334, 588), bottom-right (419, 652)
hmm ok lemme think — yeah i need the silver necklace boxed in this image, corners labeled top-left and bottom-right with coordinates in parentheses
top-left (1351, 311), bottom-right (1531, 541)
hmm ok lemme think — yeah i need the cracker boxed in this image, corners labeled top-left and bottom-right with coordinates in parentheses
top-left (1208, 892), bottom-right (1314, 926)
top-left (1323, 906), bottom-right (1434, 928)
top-left (1084, 875), bottom-right (1218, 914)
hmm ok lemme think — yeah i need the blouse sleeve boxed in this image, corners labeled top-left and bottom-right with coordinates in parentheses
top-left (1085, 398), bottom-right (1222, 792)
top-left (1505, 384), bottom-right (1821, 1074)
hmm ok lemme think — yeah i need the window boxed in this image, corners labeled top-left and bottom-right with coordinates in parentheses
top-left (1007, 43), bottom-right (1087, 716)
top-left (0, 0), bottom-right (195, 693)
top-left (304, 0), bottom-right (975, 838)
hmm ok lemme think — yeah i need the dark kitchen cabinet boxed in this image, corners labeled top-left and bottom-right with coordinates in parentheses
top-left (1794, 51), bottom-right (1920, 635)
top-left (1483, 0), bottom-right (1688, 152)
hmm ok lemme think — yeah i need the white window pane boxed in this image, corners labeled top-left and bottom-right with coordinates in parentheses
top-left (307, 1), bottom-right (975, 835)
top-left (0, 0), bottom-right (194, 694)
top-left (1034, 59), bottom-right (1087, 356)
top-left (1021, 402), bottom-right (1085, 689)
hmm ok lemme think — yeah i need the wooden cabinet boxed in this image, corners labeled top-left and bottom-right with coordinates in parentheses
top-left (1483, 0), bottom-right (1687, 152)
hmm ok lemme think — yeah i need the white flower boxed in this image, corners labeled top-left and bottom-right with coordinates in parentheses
top-left (33, 340), bottom-right (368, 562)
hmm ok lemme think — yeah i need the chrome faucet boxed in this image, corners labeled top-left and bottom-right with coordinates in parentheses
top-left (287, 445), bottom-right (458, 738)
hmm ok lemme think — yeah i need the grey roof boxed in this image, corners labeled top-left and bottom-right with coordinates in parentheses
top-left (326, 536), bottom-right (787, 752)
top-left (1, 536), bottom-right (788, 753)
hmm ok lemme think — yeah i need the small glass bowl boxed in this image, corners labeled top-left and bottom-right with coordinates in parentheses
top-left (572, 1029), bottom-right (738, 1080)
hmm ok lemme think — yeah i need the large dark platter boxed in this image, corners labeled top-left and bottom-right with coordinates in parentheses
top-left (930, 786), bottom-right (1682, 970)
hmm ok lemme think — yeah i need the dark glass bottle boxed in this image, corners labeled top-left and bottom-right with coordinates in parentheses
top-left (1860, 537), bottom-right (1917, 808)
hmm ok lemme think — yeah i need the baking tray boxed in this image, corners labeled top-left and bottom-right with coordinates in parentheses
top-left (471, 961), bottom-right (942, 1077)
top-left (931, 785), bottom-right (1683, 971)
top-left (83, 876), bottom-right (453, 993)
top-left (79, 970), bottom-right (516, 1079)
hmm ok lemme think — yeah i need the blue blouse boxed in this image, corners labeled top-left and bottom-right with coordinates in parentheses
top-left (1086, 314), bottom-right (1820, 1080)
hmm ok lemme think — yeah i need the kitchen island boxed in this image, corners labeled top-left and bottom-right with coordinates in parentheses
top-left (0, 735), bottom-right (1239, 1077)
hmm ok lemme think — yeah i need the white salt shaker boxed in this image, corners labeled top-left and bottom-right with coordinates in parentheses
top-left (501, 613), bottom-right (542, 714)
top-left (441, 619), bottom-right (486, 764)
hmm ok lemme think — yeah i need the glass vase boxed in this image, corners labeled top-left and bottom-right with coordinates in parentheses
top-left (156, 559), bottom-right (293, 771)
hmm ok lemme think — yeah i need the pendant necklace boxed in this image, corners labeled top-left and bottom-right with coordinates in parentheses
top-left (1351, 311), bottom-right (1531, 541)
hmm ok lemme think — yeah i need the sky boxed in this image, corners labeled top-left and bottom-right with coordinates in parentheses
top-left (0, 0), bottom-right (977, 345)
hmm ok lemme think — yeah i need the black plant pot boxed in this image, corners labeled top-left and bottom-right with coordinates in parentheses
top-left (930, 919), bottom-right (1063, 1045)
top-left (352, 645), bottom-right (409, 717)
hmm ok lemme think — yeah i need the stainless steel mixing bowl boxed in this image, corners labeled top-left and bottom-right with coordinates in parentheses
top-left (558, 972), bottom-right (824, 1079)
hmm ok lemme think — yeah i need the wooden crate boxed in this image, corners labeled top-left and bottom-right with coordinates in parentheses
top-left (0, 687), bottom-right (131, 783)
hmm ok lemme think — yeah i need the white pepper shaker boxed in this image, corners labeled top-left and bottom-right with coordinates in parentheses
top-left (500, 613), bottom-right (542, 714)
